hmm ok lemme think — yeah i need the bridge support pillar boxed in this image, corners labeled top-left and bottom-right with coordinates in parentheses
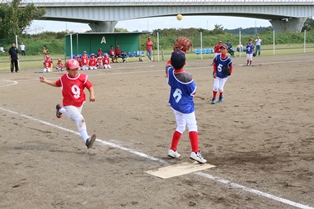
top-left (89, 21), bottom-right (117, 32)
top-left (269, 17), bottom-right (306, 33)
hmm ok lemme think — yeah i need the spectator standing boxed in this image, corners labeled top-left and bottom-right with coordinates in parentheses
top-left (255, 36), bottom-right (262, 56)
top-left (145, 36), bottom-right (153, 62)
top-left (8, 42), bottom-right (19, 73)
top-left (20, 42), bottom-right (26, 56)
top-left (213, 40), bottom-right (223, 57)
top-left (212, 40), bottom-right (224, 65)
top-left (43, 45), bottom-right (48, 56)
top-left (236, 42), bottom-right (243, 52)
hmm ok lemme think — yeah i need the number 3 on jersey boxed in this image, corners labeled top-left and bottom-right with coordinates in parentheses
top-left (71, 84), bottom-right (81, 99)
top-left (173, 88), bottom-right (182, 103)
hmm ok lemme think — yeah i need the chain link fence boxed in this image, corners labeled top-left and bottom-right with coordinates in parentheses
top-left (146, 30), bottom-right (314, 62)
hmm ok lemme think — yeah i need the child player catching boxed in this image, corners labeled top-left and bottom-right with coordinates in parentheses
top-left (211, 44), bottom-right (233, 104)
top-left (166, 49), bottom-right (207, 164)
top-left (39, 59), bottom-right (96, 149)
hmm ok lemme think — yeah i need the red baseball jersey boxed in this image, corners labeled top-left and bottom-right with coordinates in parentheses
top-left (89, 58), bottom-right (97, 66)
top-left (109, 49), bottom-right (115, 56)
top-left (55, 73), bottom-right (93, 107)
top-left (103, 57), bottom-right (110, 64)
top-left (43, 60), bottom-right (52, 68)
top-left (214, 44), bottom-right (221, 53)
top-left (81, 55), bottom-right (89, 66)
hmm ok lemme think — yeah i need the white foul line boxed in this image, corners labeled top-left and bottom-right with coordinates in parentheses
top-left (0, 106), bottom-right (313, 209)
top-left (196, 172), bottom-right (314, 209)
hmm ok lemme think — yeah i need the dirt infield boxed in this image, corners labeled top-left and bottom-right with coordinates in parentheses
top-left (0, 53), bottom-right (313, 209)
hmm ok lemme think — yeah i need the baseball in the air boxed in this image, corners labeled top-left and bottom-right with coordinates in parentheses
top-left (177, 14), bottom-right (183, 21)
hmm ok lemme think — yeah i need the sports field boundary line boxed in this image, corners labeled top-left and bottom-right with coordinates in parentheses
top-left (0, 106), bottom-right (313, 209)
top-left (5, 58), bottom-right (313, 83)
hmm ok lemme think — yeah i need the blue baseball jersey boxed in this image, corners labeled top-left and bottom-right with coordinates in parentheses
top-left (167, 66), bottom-right (196, 114)
top-left (246, 43), bottom-right (254, 54)
top-left (214, 54), bottom-right (232, 79)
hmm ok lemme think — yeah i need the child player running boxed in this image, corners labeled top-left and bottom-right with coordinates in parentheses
top-left (166, 49), bottom-right (207, 164)
top-left (39, 59), bottom-right (96, 149)
top-left (211, 44), bottom-right (233, 104)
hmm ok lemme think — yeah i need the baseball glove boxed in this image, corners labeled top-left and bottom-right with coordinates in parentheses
top-left (253, 52), bottom-right (256, 57)
top-left (173, 36), bottom-right (192, 52)
top-left (222, 66), bottom-right (231, 76)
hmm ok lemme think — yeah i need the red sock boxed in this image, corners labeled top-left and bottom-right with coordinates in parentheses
top-left (219, 92), bottom-right (223, 97)
top-left (170, 131), bottom-right (182, 151)
top-left (213, 91), bottom-right (217, 99)
top-left (189, 131), bottom-right (199, 152)
top-left (250, 60), bottom-right (252, 65)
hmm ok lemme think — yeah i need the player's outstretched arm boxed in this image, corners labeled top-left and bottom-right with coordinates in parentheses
top-left (39, 76), bottom-right (57, 87)
top-left (88, 86), bottom-right (95, 102)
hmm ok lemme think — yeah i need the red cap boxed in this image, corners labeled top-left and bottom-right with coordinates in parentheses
top-left (220, 44), bottom-right (228, 49)
top-left (65, 59), bottom-right (80, 70)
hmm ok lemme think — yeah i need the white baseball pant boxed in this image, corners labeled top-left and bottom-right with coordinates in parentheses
top-left (173, 109), bottom-right (198, 133)
top-left (59, 104), bottom-right (89, 142)
top-left (213, 76), bottom-right (228, 93)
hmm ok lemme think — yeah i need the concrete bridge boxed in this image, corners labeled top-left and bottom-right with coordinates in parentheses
top-left (20, 0), bottom-right (314, 33)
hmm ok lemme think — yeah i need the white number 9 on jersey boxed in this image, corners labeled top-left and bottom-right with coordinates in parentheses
top-left (71, 84), bottom-right (81, 99)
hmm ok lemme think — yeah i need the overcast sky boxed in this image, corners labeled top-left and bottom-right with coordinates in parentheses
top-left (27, 16), bottom-right (272, 34)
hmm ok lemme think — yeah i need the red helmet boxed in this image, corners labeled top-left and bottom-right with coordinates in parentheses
top-left (66, 59), bottom-right (80, 70)
top-left (45, 55), bottom-right (50, 59)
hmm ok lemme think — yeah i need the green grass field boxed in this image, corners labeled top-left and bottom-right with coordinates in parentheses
top-left (1, 44), bottom-right (313, 71)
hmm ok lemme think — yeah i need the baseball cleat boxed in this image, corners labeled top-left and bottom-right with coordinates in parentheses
top-left (56, 104), bottom-right (62, 118)
top-left (219, 96), bottom-right (224, 102)
top-left (211, 98), bottom-right (216, 104)
top-left (168, 149), bottom-right (181, 158)
top-left (85, 134), bottom-right (96, 149)
top-left (190, 151), bottom-right (207, 164)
